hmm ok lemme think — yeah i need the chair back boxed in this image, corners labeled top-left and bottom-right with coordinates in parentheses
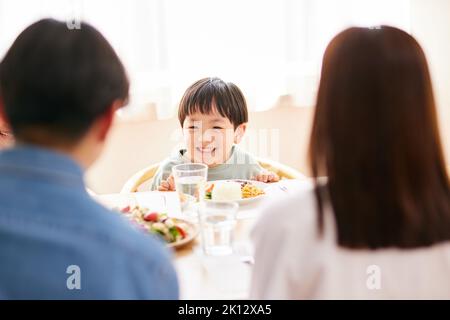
top-left (121, 158), bottom-right (305, 193)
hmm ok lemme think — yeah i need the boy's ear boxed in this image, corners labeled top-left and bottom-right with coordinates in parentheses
top-left (234, 123), bottom-right (247, 144)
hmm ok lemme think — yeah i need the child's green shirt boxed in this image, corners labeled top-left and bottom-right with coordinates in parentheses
top-left (150, 145), bottom-right (263, 190)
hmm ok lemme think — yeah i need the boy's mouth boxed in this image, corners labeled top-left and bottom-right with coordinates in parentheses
top-left (196, 147), bottom-right (216, 154)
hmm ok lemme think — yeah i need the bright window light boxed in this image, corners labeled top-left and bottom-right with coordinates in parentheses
top-left (0, 0), bottom-right (411, 118)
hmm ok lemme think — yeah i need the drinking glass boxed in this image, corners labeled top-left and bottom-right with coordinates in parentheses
top-left (172, 163), bottom-right (208, 219)
top-left (199, 201), bottom-right (238, 256)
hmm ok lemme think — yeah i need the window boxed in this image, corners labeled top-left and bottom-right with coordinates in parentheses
top-left (0, 0), bottom-right (411, 118)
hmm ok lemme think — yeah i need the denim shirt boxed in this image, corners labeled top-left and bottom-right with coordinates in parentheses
top-left (0, 146), bottom-right (179, 299)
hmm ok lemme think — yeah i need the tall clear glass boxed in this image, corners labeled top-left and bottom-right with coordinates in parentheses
top-left (172, 163), bottom-right (208, 220)
top-left (199, 201), bottom-right (239, 256)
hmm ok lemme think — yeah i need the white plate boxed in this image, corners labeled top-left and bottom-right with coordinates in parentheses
top-left (205, 179), bottom-right (268, 205)
top-left (118, 206), bottom-right (199, 250)
top-left (166, 218), bottom-right (199, 249)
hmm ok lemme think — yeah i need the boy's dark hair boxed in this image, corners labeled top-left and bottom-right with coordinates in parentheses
top-left (178, 77), bottom-right (248, 129)
top-left (0, 18), bottom-right (129, 144)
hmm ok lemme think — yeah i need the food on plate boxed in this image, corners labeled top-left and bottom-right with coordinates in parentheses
top-left (241, 182), bottom-right (265, 198)
top-left (119, 205), bottom-right (189, 244)
top-left (205, 183), bottom-right (214, 200)
top-left (205, 180), bottom-right (265, 201)
top-left (211, 181), bottom-right (242, 201)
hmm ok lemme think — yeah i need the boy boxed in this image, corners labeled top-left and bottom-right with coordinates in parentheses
top-left (153, 77), bottom-right (279, 191)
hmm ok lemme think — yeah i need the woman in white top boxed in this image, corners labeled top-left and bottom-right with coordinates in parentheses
top-left (250, 26), bottom-right (450, 299)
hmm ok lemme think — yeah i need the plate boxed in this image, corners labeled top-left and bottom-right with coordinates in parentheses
top-left (118, 206), bottom-right (199, 249)
top-left (166, 218), bottom-right (199, 249)
top-left (205, 179), bottom-right (268, 205)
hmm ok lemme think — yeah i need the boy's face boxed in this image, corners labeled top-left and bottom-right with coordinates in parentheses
top-left (182, 107), bottom-right (246, 167)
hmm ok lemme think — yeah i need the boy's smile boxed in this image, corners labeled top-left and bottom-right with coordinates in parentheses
top-left (196, 146), bottom-right (215, 154)
top-left (182, 108), bottom-right (245, 167)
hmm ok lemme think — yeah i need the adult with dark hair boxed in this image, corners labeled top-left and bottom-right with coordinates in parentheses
top-left (251, 26), bottom-right (450, 299)
top-left (0, 19), bottom-right (178, 299)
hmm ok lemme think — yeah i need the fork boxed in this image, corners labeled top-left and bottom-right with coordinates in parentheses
top-left (240, 255), bottom-right (255, 265)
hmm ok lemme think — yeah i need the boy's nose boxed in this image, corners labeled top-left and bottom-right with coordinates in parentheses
top-left (200, 130), bottom-right (215, 142)
top-left (200, 136), bottom-right (215, 147)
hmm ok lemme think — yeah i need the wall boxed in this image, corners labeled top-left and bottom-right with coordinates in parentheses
top-left (411, 0), bottom-right (450, 165)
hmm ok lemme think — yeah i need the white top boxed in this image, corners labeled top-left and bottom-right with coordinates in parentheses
top-left (250, 180), bottom-right (450, 299)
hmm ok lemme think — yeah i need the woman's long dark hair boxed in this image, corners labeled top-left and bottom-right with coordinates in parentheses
top-left (309, 26), bottom-right (450, 249)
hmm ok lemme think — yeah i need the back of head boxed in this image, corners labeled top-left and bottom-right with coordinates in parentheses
top-left (309, 26), bottom-right (450, 249)
top-left (0, 18), bottom-right (129, 146)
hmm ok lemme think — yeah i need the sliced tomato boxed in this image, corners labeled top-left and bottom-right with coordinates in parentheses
top-left (143, 212), bottom-right (159, 222)
top-left (175, 225), bottom-right (187, 238)
top-left (121, 205), bottom-right (131, 213)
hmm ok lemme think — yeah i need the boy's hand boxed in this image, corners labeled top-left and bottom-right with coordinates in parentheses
top-left (157, 175), bottom-right (176, 191)
top-left (252, 171), bottom-right (280, 183)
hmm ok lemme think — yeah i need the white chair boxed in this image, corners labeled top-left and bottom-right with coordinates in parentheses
top-left (120, 158), bottom-right (305, 193)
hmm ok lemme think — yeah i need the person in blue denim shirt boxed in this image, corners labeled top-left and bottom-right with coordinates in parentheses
top-left (0, 19), bottom-right (178, 299)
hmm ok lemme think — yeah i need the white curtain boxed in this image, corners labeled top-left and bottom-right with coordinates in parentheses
top-left (0, 0), bottom-right (411, 118)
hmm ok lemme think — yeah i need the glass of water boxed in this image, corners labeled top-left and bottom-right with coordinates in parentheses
top-left (172, 163), bottom-right (208, 219)
top-left (199, 201), bottom-right (239, 256)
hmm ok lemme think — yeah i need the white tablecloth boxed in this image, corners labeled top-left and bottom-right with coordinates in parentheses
top-left (95, 179), bottom-right (311, 299)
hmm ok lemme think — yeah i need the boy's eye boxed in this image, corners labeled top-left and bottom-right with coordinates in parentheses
top-left (212, 126), bottom-right (224, 130)
top-left (188, 126), bottom-right (199, 130)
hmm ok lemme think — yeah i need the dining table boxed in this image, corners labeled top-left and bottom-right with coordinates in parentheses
top-left (94, 179), bottom-right (308, 300)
